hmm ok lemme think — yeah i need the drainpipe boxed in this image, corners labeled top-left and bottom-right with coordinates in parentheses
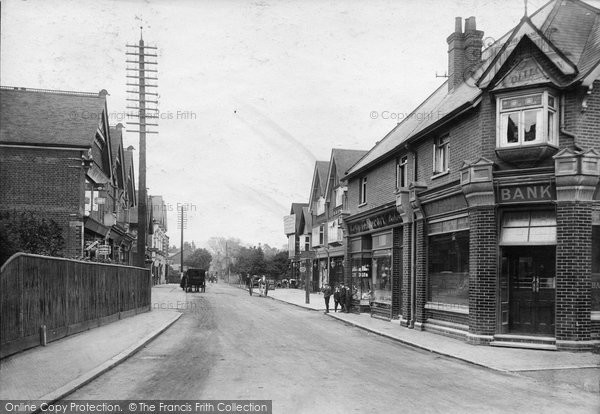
top-left (410, 217), bottom-right (416, 329)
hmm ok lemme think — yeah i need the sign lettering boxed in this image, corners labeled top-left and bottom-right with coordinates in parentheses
top-left (497, 183), bottom-right (555, 203)
top-left (348, 210), bottom-right (402, 234)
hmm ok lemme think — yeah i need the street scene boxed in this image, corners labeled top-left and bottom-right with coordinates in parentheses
top-left (2, 0), bottom-right (600, 413)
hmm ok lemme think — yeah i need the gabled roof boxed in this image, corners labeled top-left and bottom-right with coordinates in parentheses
top-left (124, 146), bottom-right (137, 208)
top-left (346, 0), bottom-right (600, 179)
top-left (109, 124), bottom-right (126, 191)
top-left (290, 202), bottom-right (308, 233)
top-left (0, 86), bottom-right (108, 148)
top-left (308, 160), bottom-right (330, 210)
top-left (324, 148), bottom-right (368, 196)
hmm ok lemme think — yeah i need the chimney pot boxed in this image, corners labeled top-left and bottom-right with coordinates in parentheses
top-left (465, 16), bottom-right (477, 32)
top-left (455, 17), bottom-right (463, 33)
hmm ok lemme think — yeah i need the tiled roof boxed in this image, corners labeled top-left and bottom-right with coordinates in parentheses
top-left (347, 0), bottom-right (600, 178)
top-left (0, 87), bottom-right (107, 147)
top-left (109, 126), bottom-right (122, 161)
top-left (291, 202), bottom-right (308, 231)
top-left (347, 81), bottom-right (481, 177)
top-left (315, 161), bottom-right (329, 194)
top-left (331, 148), bottom-right (368, 178)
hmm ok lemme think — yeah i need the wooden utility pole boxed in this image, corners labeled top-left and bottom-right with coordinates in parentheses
top-left (177, 206), bottom-right (187, 274)
top-left (126, 28), bottom-right (158, 267)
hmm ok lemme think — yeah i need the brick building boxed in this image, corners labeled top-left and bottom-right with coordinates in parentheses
top-left (0, 87), bottom-right (137, 263)
top-left (284, 202), bottom-right (309, 283)
top-left (341, 0), bottom-right (600, 350)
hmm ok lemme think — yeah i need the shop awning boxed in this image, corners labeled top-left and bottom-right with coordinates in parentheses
top-left (499, 210), bottom-right (556, 245)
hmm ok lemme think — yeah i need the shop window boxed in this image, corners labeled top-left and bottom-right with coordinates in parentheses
top-left (373, 254), bottom-right (392, 304)
top-left (500, 210), bottom-right (556, 245)
top-left (359, 176), bottom-right (367, 205)
top-left (428, 230), bottom-right (469, 306)
top-left (433, 135), bottom-right (449, 175)
top-left (351, 257), bottom-right (372, 305)
top-left (593, 226), bottom-right (600, 312)
top-left (497, 91), bottom-right (558, 148)
top-left (397, 155), bottom-right (408, 188)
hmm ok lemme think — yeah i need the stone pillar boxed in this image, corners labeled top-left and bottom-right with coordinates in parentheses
top-left (460, 158), bottom-right (497, 344)
top-left (554, 149), bottom-right (600, 350)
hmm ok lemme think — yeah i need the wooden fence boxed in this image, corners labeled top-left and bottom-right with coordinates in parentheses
top-left (0, 253), bottom-right (151, 358)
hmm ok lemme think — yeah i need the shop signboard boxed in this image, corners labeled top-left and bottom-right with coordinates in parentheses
top-left (348, 209), bottom-right (402, 235)
top-left (496, 183), bottom-right (555, 204)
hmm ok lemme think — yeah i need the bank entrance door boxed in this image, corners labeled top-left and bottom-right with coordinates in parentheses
top-left (501, 246), bottom-right (555, 335)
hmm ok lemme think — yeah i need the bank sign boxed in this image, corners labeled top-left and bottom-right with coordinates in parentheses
top-left (496, 183), bottom-right (555, 204)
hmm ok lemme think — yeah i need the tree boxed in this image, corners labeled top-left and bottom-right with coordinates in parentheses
top-left (1, 211), bottom-right (65, 264)
top-left (265, 251), bottom-right (289, 279)
top-left (184, 248), bottom-right (212, 270)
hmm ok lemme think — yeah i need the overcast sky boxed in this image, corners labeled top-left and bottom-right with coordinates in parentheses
top-left (1, 0), bottom-right (573, 249)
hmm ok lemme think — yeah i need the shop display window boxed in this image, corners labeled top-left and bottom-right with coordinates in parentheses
top-left (428, 230), bottom-right (469, 306)
top-left (351, 257), bottom-right (372, 305)
top-left (373, 254), bottom-right (392, 304)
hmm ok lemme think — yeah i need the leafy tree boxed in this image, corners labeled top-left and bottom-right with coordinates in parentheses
top-left (184, 248), bottom-right (212, 270)
top-left (1, 211), bottom-right (65, 264)
top-left (265, 251), bottom-right (289, 279)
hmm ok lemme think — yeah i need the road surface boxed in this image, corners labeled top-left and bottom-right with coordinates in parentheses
top-left (67, 283), bottom-right (598, 413)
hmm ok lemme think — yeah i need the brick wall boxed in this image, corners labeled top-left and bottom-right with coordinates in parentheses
top-left (575, 80), bottom-right (600, 151)
top-left (414, 218), bottom-right (427, 324)
top-left (0, 147), bottom-right (86, 258)
top-left (401, 222), bottom-right (412, 323)
top-left (392, 226), bottom-right (402, 317)
top-left (556, 202), bottom-right (592, 341)
top-left (468, 206), bottom-right (497, 336)
top-left (346, 157), bottom-right (396, 215)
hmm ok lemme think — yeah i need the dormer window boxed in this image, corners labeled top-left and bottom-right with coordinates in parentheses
top-left (497, 91), bottom-right (558, 148)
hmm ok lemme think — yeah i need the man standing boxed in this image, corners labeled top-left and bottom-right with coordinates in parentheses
top-left (322, 283), bottom-right (333, 313)
top-left (247, 275), bottom-right (253, 296)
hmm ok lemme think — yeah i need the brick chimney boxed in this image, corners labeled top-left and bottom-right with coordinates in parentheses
top-left (447, 16), bottom-right (483, 92)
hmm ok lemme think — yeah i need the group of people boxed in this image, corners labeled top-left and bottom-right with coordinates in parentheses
top-left (247, 275), bottom-right (269, 297)
top-left (321, 283), bottom-right (352, 314)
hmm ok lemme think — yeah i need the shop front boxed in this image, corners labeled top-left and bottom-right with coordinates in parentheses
top-left (346, 207), bottom-right (402, 319)
top-left (498, 209), bottom-right (557, 336)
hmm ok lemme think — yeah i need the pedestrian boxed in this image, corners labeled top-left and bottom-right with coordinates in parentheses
top-left (344, 285), bottom-right (352, 313)
top-left (247, 275), bottom-right (253, 296)
top-left (333, 285), bottom-right (342, 312)
top-left (322, 283), bottom-right (333, 313)
top-left (265, 276), bottom-right (269, 297)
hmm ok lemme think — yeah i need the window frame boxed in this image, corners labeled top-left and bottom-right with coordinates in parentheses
top-left (359, 176), bottom-right (368, 205)
top-left (433, 134), bottom-right (449, 175)
top-left (496, 89), bottom-right (559, 149)
top-left (397, 155), bottom-right (408, 189)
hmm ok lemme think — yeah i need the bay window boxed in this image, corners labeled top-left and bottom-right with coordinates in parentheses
top-left (497, 91), bottom-right (558, 148)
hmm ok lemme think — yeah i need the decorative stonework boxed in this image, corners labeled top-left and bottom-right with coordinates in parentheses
top-left (554, 148), bottom-right (600, 201)
top-left (460, 158), bottom-right (495, 207)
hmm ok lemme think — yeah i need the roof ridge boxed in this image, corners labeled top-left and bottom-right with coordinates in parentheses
top-left (0, 86), bottom-right (104, 98)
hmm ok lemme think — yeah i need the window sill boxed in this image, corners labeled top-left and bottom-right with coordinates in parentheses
top-left (431, 170), bottom-right (449, 180)
top-left (358, 202), bottom-right (368, 208)
top-left (425, 302), bottom-right (469, 314)
top-left (592, 311), bottom-right (600, 321)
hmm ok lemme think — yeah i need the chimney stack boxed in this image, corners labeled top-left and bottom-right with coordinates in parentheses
top-left (447, 16), bottom-right (483, 92)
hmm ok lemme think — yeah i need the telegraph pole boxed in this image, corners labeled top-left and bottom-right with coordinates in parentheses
top-left (126, 27), bottom-right (158, 267)
top-left (177, 205), bottom-right (187, 275)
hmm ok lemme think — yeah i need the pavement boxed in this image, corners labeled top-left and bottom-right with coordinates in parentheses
top-left (1, 283), bottom-right (599, 405)
top-left (255, 284), bottom-right (600, 394)
top-left (0, 284), bottom-right (186, 403)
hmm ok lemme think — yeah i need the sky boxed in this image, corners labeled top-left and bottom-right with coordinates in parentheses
top-left (1, 0), bottom-right (573, 249)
